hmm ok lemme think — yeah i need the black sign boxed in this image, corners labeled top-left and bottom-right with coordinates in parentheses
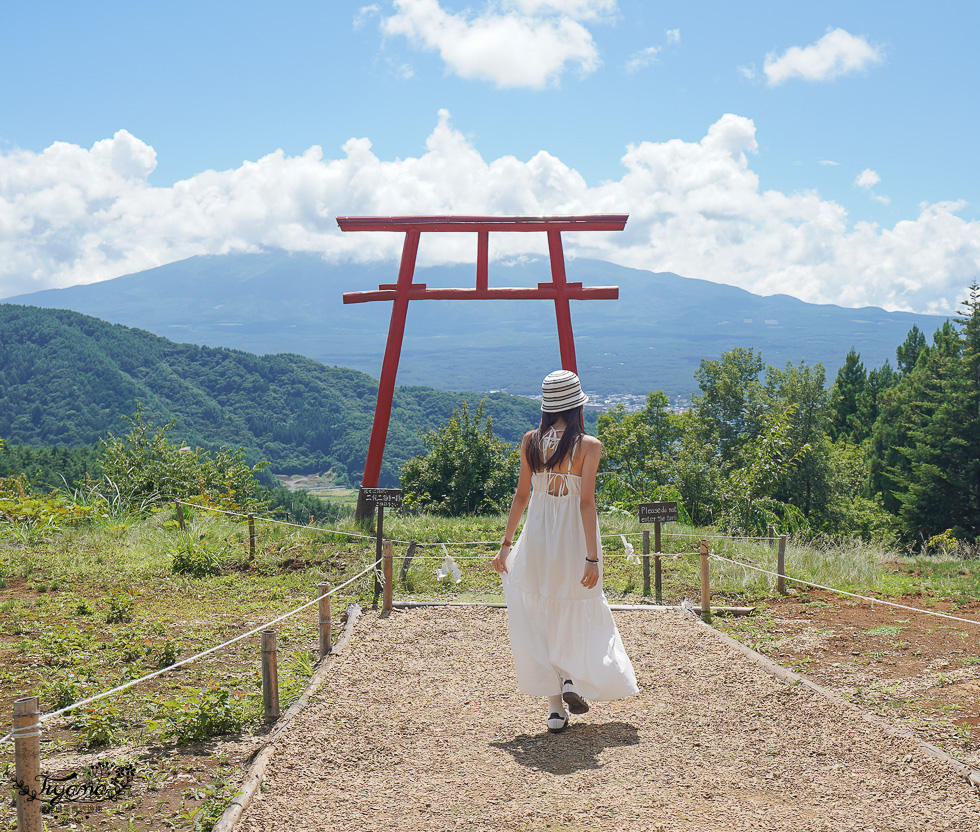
top-left (359, 487), bottom-right (403, 508)
top-left (638, 501), bottom-right (678, 524)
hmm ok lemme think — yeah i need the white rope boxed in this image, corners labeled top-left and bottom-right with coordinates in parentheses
top-left (177, 501), bottom-right (377, 540)
top-left (0, 561), bottom-right (378, 734)
top-left (708, 553), bottom-right (980, 629)
top-left (183, 501), bottom-right (779, 548)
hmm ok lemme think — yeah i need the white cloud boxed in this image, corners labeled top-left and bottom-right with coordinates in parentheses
top-left (764, 28), bottom-right (884, 86)
top-left (855, 168), bottom-right (890, 204)
top-left (354, 5), bottom-right (382, 29)
top-left (1, 113), bottom-right (977, 314)
top-left (378, 0), bottom-right (610, 88)
top-left (737, 64), bottom-right (756, 80)
top-left (626, 28), bottom-right (680, 73)
top-left (819, 160), bottom-right (840, 166)
top-left (626, 46), bottom-right (660, 73)
top-left (855, 168), bottom-right (880, 188)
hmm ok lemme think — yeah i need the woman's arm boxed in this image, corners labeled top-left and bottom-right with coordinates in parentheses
top-left (578, 436), bottom-right (603, 589)
top-left (492, 433), bottom-right (534, 574)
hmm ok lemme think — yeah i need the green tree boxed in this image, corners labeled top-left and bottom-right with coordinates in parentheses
top-left (828, 349), bottom-right (866, 441)
top-left (693, 347), bottom-right (767, 466)
top-left (716, 405), bottom-right (810, 535)
top-left (596, 391), bottom-right (679, 511)
top-left (896, 284), bottom-right (980, 541)
top-left (400, 400), bottom-right (520, 515)
top-left (94, 408), bottom-right (265, 512)
top-left (896, 325), bottom-right (927, 375)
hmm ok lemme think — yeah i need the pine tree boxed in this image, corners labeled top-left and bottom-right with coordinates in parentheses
top-left (896, 286), bottom-right (980, 541)
top-left (828, 348), bottom-right (866, 441)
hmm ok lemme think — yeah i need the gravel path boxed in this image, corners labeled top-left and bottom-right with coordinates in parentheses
top-left (237, 608), bottom-right (980, 832)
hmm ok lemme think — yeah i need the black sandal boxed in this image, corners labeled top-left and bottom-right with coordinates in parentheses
top-left (562, 679), bottom-right (590, 715)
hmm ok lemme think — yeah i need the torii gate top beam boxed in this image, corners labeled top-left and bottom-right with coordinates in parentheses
top-left (336, 214), bottom-right (628, 233)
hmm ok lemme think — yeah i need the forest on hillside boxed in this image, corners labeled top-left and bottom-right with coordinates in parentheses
top-left (0, 304), bottom-right (540, 486)
top-left (595, 284), bottom-right (980, 545)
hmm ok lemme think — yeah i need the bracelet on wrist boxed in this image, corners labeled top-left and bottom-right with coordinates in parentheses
top-left (585, 557), bottom-right (599, 563)
top-left (501, 537), bottom-right (513, 548)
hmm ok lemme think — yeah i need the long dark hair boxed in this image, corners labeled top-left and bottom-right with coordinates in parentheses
top-left (524, 406), bottom-right (586, 473)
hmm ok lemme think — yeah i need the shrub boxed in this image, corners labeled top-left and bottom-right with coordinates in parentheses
top-left (105, 590), bottom-right (135, 624)
top-left (170, 538), bottom-right (225, 577)
top-left (93, 407), bottom-right (265, 514)
top-left (155, 637), bottom-right (181, 669)
top-left (151, 684), bottom-right (249, 744)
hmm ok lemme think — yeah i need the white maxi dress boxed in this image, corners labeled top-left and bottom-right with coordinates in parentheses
top-left (501, 430), bottom-right (638, 701)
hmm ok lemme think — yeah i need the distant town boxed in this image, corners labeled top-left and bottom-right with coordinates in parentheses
top-left (497, 391), bottom-right (692, 413)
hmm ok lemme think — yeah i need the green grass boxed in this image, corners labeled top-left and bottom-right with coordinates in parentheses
top-left (3, 505), bottom-right (978, 751)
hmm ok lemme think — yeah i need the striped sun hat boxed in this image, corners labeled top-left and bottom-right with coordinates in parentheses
top-left (541, 370), bottom-right (589, 412)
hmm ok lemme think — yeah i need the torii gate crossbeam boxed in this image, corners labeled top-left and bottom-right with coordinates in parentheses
top-left (337, 214), bottom-right (628, 491)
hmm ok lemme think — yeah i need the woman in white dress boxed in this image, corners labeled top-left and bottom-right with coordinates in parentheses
top-left (492, 370), bottom-right (638, 733)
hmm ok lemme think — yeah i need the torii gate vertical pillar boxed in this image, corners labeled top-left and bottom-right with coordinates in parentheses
top-left (548, 229), bottom-right (577, 374)
top-left (338, 214), bottom-right (628, 502)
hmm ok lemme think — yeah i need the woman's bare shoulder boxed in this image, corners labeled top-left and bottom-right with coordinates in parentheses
top-left (579, 435), bottom-right (603, 455)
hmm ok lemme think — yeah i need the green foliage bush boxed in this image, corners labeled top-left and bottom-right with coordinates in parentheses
top-left (150, 684), bottom-right (249, 744)
top-left (170, 538), bottom-right (226, 577)
top-left (74, 703), bottom-right (121, 748)
top-left (44, 672), bottom-right (84, 711)
top-left (401, 400), bottom-right (520, 515)
top-left (105, 589), bottom-right (135, 624)
top-left (155, 637), bottom-right (181, 669)
top-left (92, 407), bottom-right (264, 514)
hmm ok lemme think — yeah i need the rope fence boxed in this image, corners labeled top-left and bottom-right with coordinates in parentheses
top-left (8, 500), bottom-right (980, 832)
top-left (177, 500), bottom-right (777, 547)
top-left (1, 558), bottom-right (379, 764)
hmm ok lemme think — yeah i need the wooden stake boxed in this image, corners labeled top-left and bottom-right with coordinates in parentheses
top-left (699, 540), bottom-right (711, 621)
top-left (767, 524), bottom-right (775, 546)
top-left (399, 540), bottom-right (417, 584)
top-left (642, 530), bottom-right (650, 597)
top-left (382, 539), bottom-right (394, 612)
top-left (248, 513), bottom-right (256, 558)
top-left (318, 582), bottom-right (332, 659)
top-left (777, 534), bottom-right (787, 595)
top-left (261, 630), bottom-right (280, 722)
top-left (373, 506), bottom-right (384, 609)
top-left (654, 520), bottom-right (663, 605)
top-left (176, 501), bottom-right (186, 531)
top-left (13, 696), bottom-right (42, 832)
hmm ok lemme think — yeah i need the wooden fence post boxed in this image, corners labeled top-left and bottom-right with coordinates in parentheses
top-left (777, 534), bottom-right (787, 595)
top-left (318, 582), bottom-right (332, 659)
top-left (373, 506), bottom-right (385, 609)
top-left (767, 524), bottom-right (775, 546)
top-left (642, 531), bottom-right (650, 598)
top-left (654, 521), bottom-right (663, 605)
top-left (399, 540), bottom-right (417, 584)
top-left (382, 540), bottom-right (394, 612)
top-left (699, 540), bottom-right (711, 621)
top-left (176, 502), bottom-right (186, 531)
top-left (13, 696), bottom-right (42, 832)
top-left (248, 513), bottom-right (256, 558)
top-left (261, 630), bottom-right (280, 722)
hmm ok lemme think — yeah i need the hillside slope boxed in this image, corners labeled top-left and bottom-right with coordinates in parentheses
top-left (0, 304), bottom-right (540, 486)
top-left (6, 252), bottom-right (949, 399)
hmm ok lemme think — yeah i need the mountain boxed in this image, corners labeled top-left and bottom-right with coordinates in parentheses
top-left (0, 304), bottom-right (540, 487)
top-left (7, 251), bottom-right (948, 400)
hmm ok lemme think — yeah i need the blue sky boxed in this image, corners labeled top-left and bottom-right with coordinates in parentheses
top-left (1, 0), bottom-right (977, 313)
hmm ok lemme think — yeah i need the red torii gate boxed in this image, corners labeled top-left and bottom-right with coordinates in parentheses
top-left (338, 214), bottom-right (628, 490)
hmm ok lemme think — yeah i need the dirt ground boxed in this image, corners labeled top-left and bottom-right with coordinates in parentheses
top-left (235, 607), bottom-right (980, 832)
top-left (718, 591), bottom-right (980, 765)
